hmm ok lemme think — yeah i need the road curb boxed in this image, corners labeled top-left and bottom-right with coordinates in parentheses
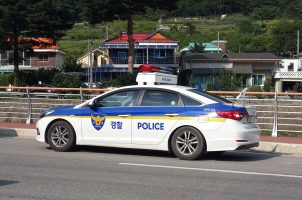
top-left (1, 128), bottom-right (302, 155)
top-left (253, 142), bottom-right (302, 155)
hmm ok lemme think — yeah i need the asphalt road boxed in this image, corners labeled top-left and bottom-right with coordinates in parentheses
top-left (0, 137), bottom-right (302, 200)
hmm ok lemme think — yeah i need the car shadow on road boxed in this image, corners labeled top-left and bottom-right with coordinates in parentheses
top-left (0, 179), bottom-right (19, 187)
top-left (75, 145), bottom-right (175, 158)
top-left (203, 150), bottom-right (281, 162)
top-left (0, 128), bottom-right (18, 138)
top-left (73, 146), bottom-right (280, 161)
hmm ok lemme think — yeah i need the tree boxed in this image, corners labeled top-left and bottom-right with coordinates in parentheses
top-left (61, 56), bottom-right (82, 72)
top-left (271, 20), bottom-right (302, 55)
top-left (1, 0), bottom-right (75, 86)
top-left (253, 6), bottom-right (279, 24)
top-left (184, 22), bottom-right (196, 35)
top-left (2, 0), bottom-right (30, 86)
top-left (284, 0), bottom-right (302, 19)
top-left (0, 2), bottom-right (8, 45)
top-left (188, 43), bottom-right (205, 53)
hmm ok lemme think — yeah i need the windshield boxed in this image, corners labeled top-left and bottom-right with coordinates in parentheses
top-left (188, 89), bottom-right (233, 104)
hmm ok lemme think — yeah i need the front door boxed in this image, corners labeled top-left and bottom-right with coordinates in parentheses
top-left (81, 90), bottom-right (140, 144)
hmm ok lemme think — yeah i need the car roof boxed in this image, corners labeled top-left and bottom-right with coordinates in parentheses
top-left (75, 84), bottom-right (219, 108)
top-left (117, 84), bottom-right (193, 91)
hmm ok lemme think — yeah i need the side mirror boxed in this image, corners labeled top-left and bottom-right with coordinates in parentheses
top-left (87, 99), bottom-right (98, 108)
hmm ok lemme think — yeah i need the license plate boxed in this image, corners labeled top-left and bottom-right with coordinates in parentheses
top-left (247, 116), bottom-right (256, 123)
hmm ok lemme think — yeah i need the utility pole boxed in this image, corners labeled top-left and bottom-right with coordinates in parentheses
top-left (100, 26), bottom-right (109, 40)
top-left (297, 30), bottom-right (300, 55)
top-left (217, 32), bottom-right (220, 53)
top-left (90, 40), bottom-right (93, 87)
top-left (105, 26), bottom-right (108, 40)
top-left (87, 38), bottom-right (90, 84)
top-left (87, 38), bottom-right (93, 87)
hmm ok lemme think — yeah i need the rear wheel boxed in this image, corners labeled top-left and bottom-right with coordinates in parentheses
top-left (171, 127), bottom-right (205, 160)
top-left (47, 121), bottom-right (76, 152)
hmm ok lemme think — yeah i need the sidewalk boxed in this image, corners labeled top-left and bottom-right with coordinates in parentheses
top-left (0, 122), bottom-right (302, 155)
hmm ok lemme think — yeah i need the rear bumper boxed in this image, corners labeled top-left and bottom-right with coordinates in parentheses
top-left (206, 127), bottom-right (261, 152)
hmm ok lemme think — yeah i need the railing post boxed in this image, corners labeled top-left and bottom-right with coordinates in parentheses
top-left (80, 87), bottom-right (84, 103)
top-left (272, 86), bottom-right (278, 137)
top-left (26, 87), bottom-right (32, 124)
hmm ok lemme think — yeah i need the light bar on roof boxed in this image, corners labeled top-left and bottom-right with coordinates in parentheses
top-left (139, 64), bottom-right (174, 74)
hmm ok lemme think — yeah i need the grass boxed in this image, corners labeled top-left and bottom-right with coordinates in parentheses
top-left (57, 16), bottom-right (239, 58)
top-left (261, 130), bottom-right (302, 137)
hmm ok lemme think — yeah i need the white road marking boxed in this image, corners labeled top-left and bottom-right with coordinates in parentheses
top-left (119, 163), bottom-right (302, 179)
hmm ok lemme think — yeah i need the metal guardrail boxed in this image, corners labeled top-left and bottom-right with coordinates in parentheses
top-left (0, 86), bottom-right (301, 136)
top-left (0, 86), bottom-right (111, 124)
top-left (211, 91), bottom-right (302, 136)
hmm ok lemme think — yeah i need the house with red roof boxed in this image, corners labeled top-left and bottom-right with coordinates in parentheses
top-left (0, 38), bottom-right (65, 72)
top-left (97, 31), bottom-right (178, 80)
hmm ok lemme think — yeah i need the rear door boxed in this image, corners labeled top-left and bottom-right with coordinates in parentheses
top-left (131, 89), bottom-right (186, 145)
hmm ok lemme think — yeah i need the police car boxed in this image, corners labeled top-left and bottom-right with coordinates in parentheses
top-left (36, 65), bottom-right (260, 160)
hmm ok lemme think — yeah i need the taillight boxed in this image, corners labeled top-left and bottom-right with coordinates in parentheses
top-left (216, 111), bottom-right (246, 121)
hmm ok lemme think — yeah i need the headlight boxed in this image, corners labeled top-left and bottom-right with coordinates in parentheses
top-left (39, 110), bottom-right (54, 119)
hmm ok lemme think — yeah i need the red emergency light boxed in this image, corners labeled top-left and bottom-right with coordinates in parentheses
top-left (139, 64), bottom-right (174, 74)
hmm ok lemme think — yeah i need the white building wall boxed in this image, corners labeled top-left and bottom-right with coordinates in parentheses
top-left (279, 59), bottom-right (300, 72)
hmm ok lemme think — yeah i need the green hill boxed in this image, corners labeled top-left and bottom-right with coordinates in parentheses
top-left (57, 15), bottom-right (302, 59)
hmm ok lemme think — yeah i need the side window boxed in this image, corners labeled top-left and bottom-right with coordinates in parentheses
top-left (181, 95), bottom-right (202, 106)
top-left (140, 90), bottom-right (179, 106)
top-left (96, 90), bottom-right (140, 107)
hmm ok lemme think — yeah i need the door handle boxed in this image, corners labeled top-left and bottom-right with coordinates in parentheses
top-left (165, 113), bottom-right (179, 116)
top-left (118, 114), bottom-right (131, 117)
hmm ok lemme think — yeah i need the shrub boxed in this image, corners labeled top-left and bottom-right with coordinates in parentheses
top-left (215, 73), bottom-right (242, 91)
top-left (0, 74), bottom-right (13, 86)
top-left (248, 85), bottom-right (263, 92)
top-left (263, 77), bottom-right (273, 92)
top-left (102, 72), bottom-right (137, 88)
top-left (18, 68), bottom-right (58, 86)
top-left (52, 73), bottom-right (82, 88)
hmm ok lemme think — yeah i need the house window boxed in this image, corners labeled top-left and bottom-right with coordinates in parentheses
top-left (7, 51), bottom-right (23, 65)
top-left (118, 52), bottom-right (127, 59)
top-left (241, 74), bottom-right (252, 87)
top-left (288, 63), bottom-right (294, 71)
top-left (252, 74), bottom-right (264, 86)
top-left (154, 49), bottom-right (166, 58)
top-left (38, 54), bottom-right (49, 62)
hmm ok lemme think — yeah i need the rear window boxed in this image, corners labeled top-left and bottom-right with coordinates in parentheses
top-left (188, 89), bottom-right (233, 104)
top-left (181, 95), bottom-right (202, 106)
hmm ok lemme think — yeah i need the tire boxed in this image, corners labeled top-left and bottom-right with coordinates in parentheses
top-left (171, 126), bottom-right (205, 160)
top-left (47, 121), bottom-right (76, 152)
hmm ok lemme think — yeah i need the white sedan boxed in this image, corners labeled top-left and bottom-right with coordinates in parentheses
top-left (36, 85), bottom-right (260, 160)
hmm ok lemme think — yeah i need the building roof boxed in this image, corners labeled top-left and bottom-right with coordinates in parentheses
top-left (7, 38), bottom-right (59, 49)
top-left (77, 49), bottom-right (109, 62)
top-left (182, 52), bottom-right (281, 62)
top-left (104, 30), bottom-right (177, 44)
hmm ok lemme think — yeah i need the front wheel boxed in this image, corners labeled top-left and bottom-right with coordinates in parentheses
top-left (47, 121), bottom-right (76, 152)
top-left (171, 127), bottom-right (205, 160)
